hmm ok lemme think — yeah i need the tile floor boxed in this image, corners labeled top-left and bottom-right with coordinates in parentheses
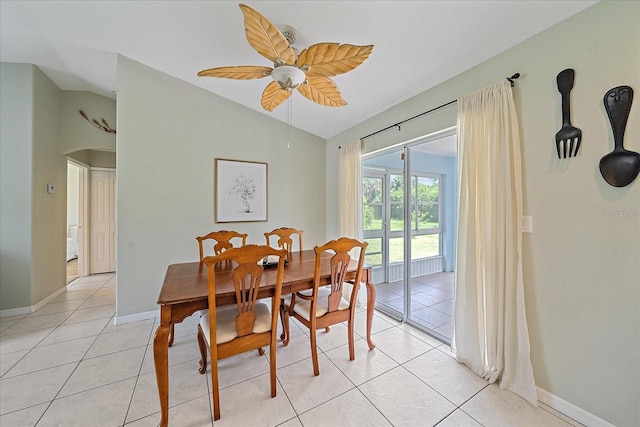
top-left (0, 273), bottom-right (584, 427)
top-left (375, 272), bottom-right (455, 343)
top-left (66, 258), bottom-right (79, 285)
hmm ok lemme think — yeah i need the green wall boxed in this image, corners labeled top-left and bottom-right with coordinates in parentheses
top-left (31, 65), bottom-right (66, 304)
top-left (0, 63), bottom-right (66, 309)
top-left (115, 56), bottom-right (327, 318)
top-left (61, 91), bottom-right (116, 154)
top-left (0, 67), bottom-right (117, 312)
top-left (0, 64), bottom-right (34, 310)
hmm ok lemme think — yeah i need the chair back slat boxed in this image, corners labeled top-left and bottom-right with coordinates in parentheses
top-left (235, 311), bottom-right (257, 337)
top-left (232, 263), bottom-right (263, 335)
top-left (329, 251), bottom-right (351, 303)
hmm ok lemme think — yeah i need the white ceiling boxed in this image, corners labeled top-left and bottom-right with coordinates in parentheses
top-left (0, 1), bottom-right (597, 140)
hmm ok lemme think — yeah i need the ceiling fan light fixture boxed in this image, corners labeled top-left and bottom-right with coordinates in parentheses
top-left (271, 65), bottom-right (306, 90)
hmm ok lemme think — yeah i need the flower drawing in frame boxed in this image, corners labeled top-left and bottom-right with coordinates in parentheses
top-left (227, 174), bottom-right (256, 213)
top-left (215, 159), bottom-right (267, 222)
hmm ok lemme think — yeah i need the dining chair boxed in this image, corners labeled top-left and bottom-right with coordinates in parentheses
top-left (264, 227), bottom-right (303, 256)
top-left (264, 227), bottom-right (303, 341)
top-left (167, 230), bottom-right (248, 347)
top-left (196, 244), bottom-right (287, 420)
top-left (281, 236), bottom-right (368, 376)
top-left (197, 230), bottom-right (248, 261)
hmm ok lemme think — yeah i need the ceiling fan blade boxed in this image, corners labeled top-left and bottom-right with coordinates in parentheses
top-left (261, 81), bottom-right (293, 111)
top-left (197, 65), bottom-right (272, 79)
top-left (297, 76), bottom-right (347, 108)
top-left (297, 43), bottom-right (374, 77)
top-left (239, 4), bottom-right (296, 65)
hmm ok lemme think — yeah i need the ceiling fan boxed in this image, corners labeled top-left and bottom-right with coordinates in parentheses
top-left (197, 3), bottom-right (374, 112)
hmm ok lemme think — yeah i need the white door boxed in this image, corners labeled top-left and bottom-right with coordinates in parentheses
top-left (67, 160), bottom-right (90, 279)
top-left (90, 170), bottom-right (116, 273)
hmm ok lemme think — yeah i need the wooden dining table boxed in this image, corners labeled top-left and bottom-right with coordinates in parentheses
top-left (153, 249), bottom-right (376, 427)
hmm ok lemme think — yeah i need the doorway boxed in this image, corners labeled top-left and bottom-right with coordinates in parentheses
top-left (362, 129), bottom-right (457, 344)
top-left (66, 160), bottom-right (89, 283)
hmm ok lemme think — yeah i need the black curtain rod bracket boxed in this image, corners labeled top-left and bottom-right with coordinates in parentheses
top-left (507, 73), bottom-right (521, 87)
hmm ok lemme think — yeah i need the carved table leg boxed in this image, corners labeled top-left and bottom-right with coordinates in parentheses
top-left (365, 271), bottom-right (376, 350)
top-left (154, 317), bottom-right (170, 427)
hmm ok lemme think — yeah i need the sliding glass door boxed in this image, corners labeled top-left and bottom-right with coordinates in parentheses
top-left (362, 130), bottom-right (457, 344)
top-left (363, 165), bottom-right (407, 317)
top-left (405, 145), bottom-right (453, 344)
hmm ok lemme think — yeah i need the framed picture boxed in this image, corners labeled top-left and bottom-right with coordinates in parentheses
top-left (215, 158), bottom-right (268, 223)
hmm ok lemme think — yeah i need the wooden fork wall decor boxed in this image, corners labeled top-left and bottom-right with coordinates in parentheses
top-left (555, 69), bottom-right (582, 158)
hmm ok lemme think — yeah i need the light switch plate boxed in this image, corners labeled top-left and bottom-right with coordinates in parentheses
top-left (47, 183), bottom-right (55, 194)
top-left (522, 215), bottom-right (533, 233)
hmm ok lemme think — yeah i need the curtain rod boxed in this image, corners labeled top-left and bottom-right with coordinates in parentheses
top-left (357, 73), bottom-right (520, 142)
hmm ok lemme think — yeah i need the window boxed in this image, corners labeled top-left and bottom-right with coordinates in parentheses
top-left (362, 171), bottom-right (442, 270)
top-left (389, 174), bottom-right (404, 232)
top-left (362, 176), bottom-right (383, 232)
top-left (410, 174), bottom-right (441, 259)
top-left (362, 175), bottom-right (384, 268)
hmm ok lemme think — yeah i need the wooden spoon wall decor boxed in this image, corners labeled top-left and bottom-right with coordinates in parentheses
top-left (599, 86), bottom-right (639, 187)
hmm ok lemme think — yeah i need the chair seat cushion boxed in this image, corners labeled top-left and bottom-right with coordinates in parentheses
top-left (287, 286), bottom-right (350, 321)
top-left (281, 288), bottom-right (311, 306)
top-left (199, 303), bottom-right (271, 345)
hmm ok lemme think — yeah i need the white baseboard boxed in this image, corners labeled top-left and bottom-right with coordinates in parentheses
top-left (536, 386), bottom-right (614, 427)
top-left (114, 309), bottom-right (158, 325)
top-left (0, 286), bottom-right (67, 318)
top-left (0, 306), bottom-right (31, 317)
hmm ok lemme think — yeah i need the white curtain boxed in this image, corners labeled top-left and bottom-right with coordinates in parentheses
top-left (338, 140), bottom-right (363, 240)
top-left (454, 80), bottom-right (537, 405)
top-left (339, 140), bottom-right (365, 304)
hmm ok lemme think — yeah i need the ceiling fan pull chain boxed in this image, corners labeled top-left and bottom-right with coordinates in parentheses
top-left (287, 96), bottom-right (292, 149)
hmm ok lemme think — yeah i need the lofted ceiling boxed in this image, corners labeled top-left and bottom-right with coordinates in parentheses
top-left (0, 1), bottom-right (597, 140)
